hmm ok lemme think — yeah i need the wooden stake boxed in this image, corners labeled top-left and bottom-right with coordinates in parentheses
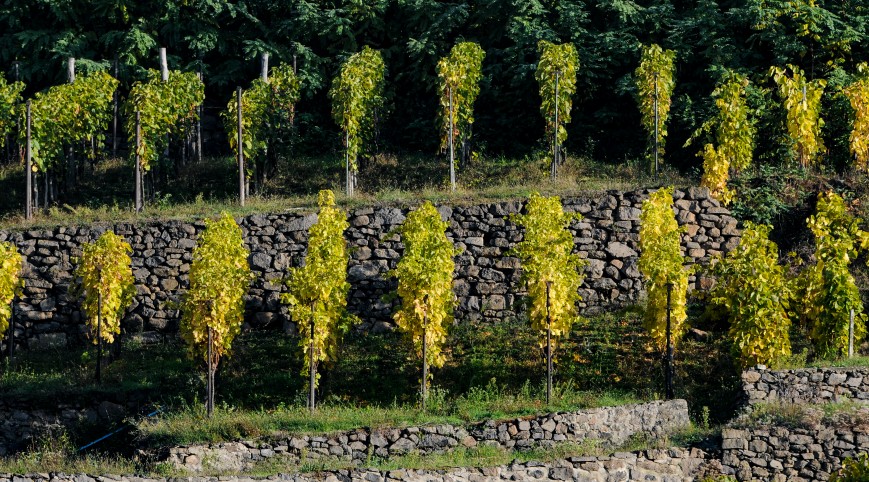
top-left (25, 100), bottom-right (31, 220)
top-left (448, 85), bottom-right (455, 191)
top-left (545, 281), bottom-right (552, 404)
top-left (237, 87), bottom-right (245, 206)
top-left (135, 111), bottom-right (143, 212)
top-left (850, 308), bottom-right (855, 358)
top-left (113, 57), bottom-right (119, 158)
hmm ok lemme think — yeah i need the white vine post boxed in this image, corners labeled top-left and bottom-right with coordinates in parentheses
top-left (160, 48), bottom-right (169, 165)
top-left (25, 101), bottom-right (32, 220)
top-left (448, 85), bottom-right (455, 191)
top-left (654, 71), bottom-right (659, 177)
top-left (135, 111), bottom-right (143, 212)
top-left (551, 70), bottom-right (560, 181)
top-left (261, 53), bottom-right (269, 82)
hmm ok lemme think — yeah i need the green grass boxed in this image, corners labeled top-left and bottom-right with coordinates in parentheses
top-left (0, 153), bottom-right (692, 230)
top-left (136, 382), bottom-right (639, 446)
top-left (736, 400), bottom-right (869, 430)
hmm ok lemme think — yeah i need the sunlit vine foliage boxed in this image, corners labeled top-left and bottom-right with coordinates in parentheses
top-left (330, 47), bottom-right (385, 189)
top-left (124, 70), bottom-right (205, 172)
top-left (770, 65), bottom-right (826, 169)
top-left (390, 201), bottom-right (457, 376)
top-left (437, 42), bottom-right (485, 157)
top-left (844, 63), bottom-right (869, 171)
top-left (0, 242), bottom-right (22, 341)
top-left (25, 71), bottom-right (118, 173)
top-left (635, 44), bottom-right (676, 164)
top-left (282, 190), bottom-right (352, 386)
top-left (71, 231), bottom-right (135, 344)
top-left (0, 75), bottom-right (24, 150)
top-left (800, 191), bottom-right (868, 358)
top-left (712, 223), bottom-right (791, 368)
top-left (698, 72), bottom-right (755, 205)
top-left (511, 193), bottom-right (587, 353)
top-left (181, 212), bottom-right (252, 369)
top-left (224, 63), bottom-right (301, 178)
top-left (535, 41), bottom-right (578, 161)
top-left (639, 187), bottom-right (689, 350)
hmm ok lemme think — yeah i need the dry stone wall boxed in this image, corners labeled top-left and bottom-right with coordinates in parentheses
top-left (158, 400), bottom-right (689, 473)
top-left (0, 187), bottom-right (739, 349)
top-left (1, 447), bottom-right (714, 482)
top-left (740, 365), bottom-right (869, 406)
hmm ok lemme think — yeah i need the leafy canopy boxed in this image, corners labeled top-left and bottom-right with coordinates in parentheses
top-left (770, 64), bottom-right (826, 169)
top-left (391, 201), bottom-right (457, 371)
top-left (71, 231), bottom-right (136, 345)
top-left (0, 242), bottom-right (22, 341)
top-left (535, 40), bottom-right (579, 154)
top-left (844, 62), bottom-right (869, 171)
top-left (638, 187), bottom-right (689, 350)
top-left (800, 191), bottom-right (868, 358)
top-left (181, 212), bottom-right (253, 368)
top-left (511, 193), bottom-right (587, 352)
top-left (712, 223), bottom-right (791, 368)
top-left (329, 46), bottom-right (386, 174)
top-left (635, 44), bottom-right (676, 164)
top-left (281, 190), bottom-right (352, 385)
top-left (437, 42), bottom-right (485, 154)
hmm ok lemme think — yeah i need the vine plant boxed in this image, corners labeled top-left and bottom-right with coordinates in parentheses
top-left (800, 191), bottom-right (868, 358)
top-left (24, 71), bottom-right (117, 199)
top-left (635, 44), bottom-right (676, 172)
top-left (0, 75), bottom-right (24, 151)
top-left (437, 42), bottom-right (485, 189)
top-left (535, 40), bottom-right (578, 180)
top-left (390, 201), bottom-right (457, 410)
top-left (125, 70), bottom-right (204, 203)
top-left (0, 241), bottom-right (22, 341)
top-left (329, 46), bottom-right (385, 196)
top-left (510, 193), bottom-right (586, 402)
top-left (225, 63), bottom-right (301, 189)
top-left (698, 72), bottom-right (755, 204)
top-left (180, 212), bottom-right (252, 415)
top-left (844, 62), bottom-right (869, 171)
top-left (712, 223), bottom-right (792, 368)
top-left (281, 190), bottom-right (352, 411)
top-left (770, 64), bottom-right (826, 169)
top-left (71, 230), bottom-right (135, 380)
top-left (638, 187), bottom-right (689, 350)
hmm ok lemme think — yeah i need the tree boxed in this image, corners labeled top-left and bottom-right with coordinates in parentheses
top-left (635, 44), bottom-right (676, 174)
top-left (390, 201), bottom-right (457, 410)
top-left (638, 187), bottom-right (689, 359)
top-left (437, 41), bottom-right (485, 190)
top-left (698, 71), bottom-right (755, 205)
top-left (329, 46), bottom-right (385, 196)
top-left (844, 62), bottom-right (869, 172)
top-left (0, 242), bottom-right (22, 343)
top-left (800, 191), bottom-right (868, 358)
top-left (510, 193), bottom-right (586, 403)
top-left (770, 64), bottom-right (826, 169)
top-left (712, 223), bottom-right (792, 368)
top-left (281, 189), bottom-right (352, 411)
top-left (71, 231), bottom-right (135, 381)
top-left (535, 40), bottom-right (578, 181)
top-left (180, 212), bottom-right (252, 416)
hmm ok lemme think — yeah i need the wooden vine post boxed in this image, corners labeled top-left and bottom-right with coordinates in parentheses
top-left (113, 57), bottom-right (119, 158)
top-left (634, 44), bottom-right (676, 174)
top-left (237, 86), bottom-right (245, 206)
top-left (135, 111), bottom-right (142, 212)
top-left (25, 100), bottom-right (31, 220)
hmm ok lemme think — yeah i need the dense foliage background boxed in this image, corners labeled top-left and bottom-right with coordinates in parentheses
top-left (3, 0), bottom-right (868, 168)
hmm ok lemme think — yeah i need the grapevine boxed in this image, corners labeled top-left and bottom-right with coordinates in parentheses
top-left (844, 62), bottom-right (869, 171)
top-left (0, 75), bottom-right (24, 150)
top-left (0, 242), bottom-right (22, 341)
top-left (281, 190), bottom-right (351, 400)
top-left (635, 44), bottom-right (676, 167)
top-left (800, 191), bottom-right (867, 358)
top-left (124, 69), bottom-right (205, 173)
top-left (437, 42), bottom-right (485, 166)
top-left (711, 223), bottom-right (792, 368)
top-left (699, 72), bottom-right (755, 204)
top-left (390, 201), bottom-right (457, 400)
top-left (71, 231), bottom-right (135, 344)
top-left (535, 40), bottom-right (579, 170)
top-left (638, 187), bottom-right (689, 350)
top-left (770, 65), bottom-right (826, 169)
top-left (329, 46), bottom-right (385, 196)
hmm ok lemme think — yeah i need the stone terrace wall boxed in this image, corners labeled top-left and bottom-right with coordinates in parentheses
top-left (160, 400), bottom-right (690, 473)
top-left (0, 187), bottom-right (739, 349)
top-left (1, 448), bottom-right (715, 482)
top-left (741, 366), bottom-right (869, 406)
top-left (721, 412), bottom-right (869, 481)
